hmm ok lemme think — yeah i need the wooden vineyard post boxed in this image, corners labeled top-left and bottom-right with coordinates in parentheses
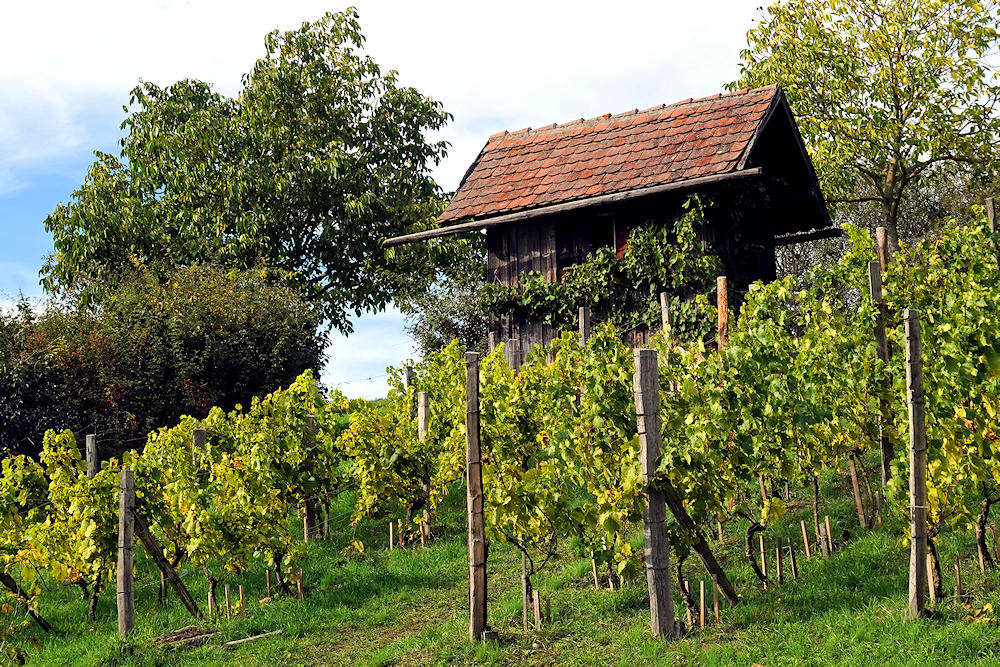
top-left (717, 277), bottom-right (728, 348)
top-left (418, 391), bottom-right (432, 543)
top-left (760, 534), bottom-right (768, 589)
top-left (869, 261), bottom-right (894, 486)
top-left (191, 427), bottom-right (206, 466)
top-left (224, 584), bottom-right (232, 620)
top-left (579, 306), bottom-right (592, 343)
top-left (801, 521), bottom-right (812, 559)
top-left (389, 522), bottom-right (394, 551)
top-left (239, 585), bottom-right (246, 616)
top-left (955, 558), bottom-right (964, 601)
top-left (775, 537), bottom-right (784, 586)
top-left (825, 516), bottom-right (834, 554)
top-left (86, 434), bottom-right (97, 478)
top-left (848, 452), bottom-right (869, 529)
top-left (818, 525), bottom-right (829, 558)
top-left (684, 581), bottom-right (692, 627)
top-left (465, 352), bottom-right (488, 641)
top-left (659, 292), bottom-right (672, 334)
top-left (788, 540), bottom-right (799, 580)
top-left (699, 580), bottom-right (706, 628)
top-left (297, 568), bottom-right (304, 600)
top-left (266, 570), bottom-right (271, 598)
top-left (905, 309), bottom-right (928, 620)
top-left (117, 469), bottom-right (135, 638)
top-left (712, 575), bottom-right (719, 622)
top-left (633, 349), bottom-right (677, 639)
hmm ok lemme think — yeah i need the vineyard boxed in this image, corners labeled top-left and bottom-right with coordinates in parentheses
top-left (5, 215), bottom-right (1000, 663)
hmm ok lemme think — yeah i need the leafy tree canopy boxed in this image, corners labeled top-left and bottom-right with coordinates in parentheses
top-left (732, 0), bottom-right (1000, 249)
top-left (43, 9), bottom-right (451, 331)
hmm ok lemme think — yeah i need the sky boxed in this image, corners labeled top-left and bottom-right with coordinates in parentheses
top-left (0, 0), bottom-right (763, 398)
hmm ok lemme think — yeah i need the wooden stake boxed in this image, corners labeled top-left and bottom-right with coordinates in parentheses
top-left (684, 581), bottom-right (692, 627)
top-left (239, 585), bottom-right (246, 616)
top-left (579, 306), bottom-right (592, 343)
top-left (296, 568), bottom-right (304, 600)
top-left (955, 558), bottom-right (964, 601)
top-left (659, 292), bottom-right (672, 334)
top-left (266, 570), bottom-right (271, 598)
top-left (759, 534), bottom-right (768, 589)
top-left (207, 590), bottom-right (214, 619)
top-left (712, 575), bottom-right (719, 622)
top-left (117, 469), bottom-right (135, 638)
top-left (800, 521), bottom-right (812, 559)
top-left (418, 391), bottom-right (432, 543)
top-left (926, 553), bottom-right (936, 604)
top-left (532, 589), bottom-right (542, 629)
top-left (717, 276), bottom-right (728, 348)
top-left (133, 510), bottom-right (201, 618)
top-left (818, 525), bottom-right (829, 558)
top-left (389, 521), bottom-right (394, 550)
top-left (825, 516), bottom-right (834, 554)
top-left (775, 537), bottom-right (784, 586)
top-left (591, 558), bottom-right (600, 590)
top-left (699, 580), bottom-right (706, 628)
top-left (788, 541), bottom-right (799, 580)
top-left (633, 349), bottom-right (677, 638)
top-left (86, 434), bottom-right (97, 478)
top-left (905, 309), bottom-right (928, 620)
top-left (191, 427), bottom-right (206, 467)
top-left (224, 584), bottom-right (231, 620)
top-left (466, 352), bottom-right (488, 641)
top-left (848, 453), bottom-right (869, 529)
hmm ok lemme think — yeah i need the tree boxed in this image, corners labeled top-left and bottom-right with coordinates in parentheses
top-left (732, 0), bottom-right (1000, 250)
top-left (42, 9), bottom-right (451, 331)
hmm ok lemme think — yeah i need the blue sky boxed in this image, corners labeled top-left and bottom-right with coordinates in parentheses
top-left (0, 0), bottom-right (760, 398)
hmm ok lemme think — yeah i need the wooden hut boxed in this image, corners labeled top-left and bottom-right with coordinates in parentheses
top-left (385, 84), bottom-right (834, 355)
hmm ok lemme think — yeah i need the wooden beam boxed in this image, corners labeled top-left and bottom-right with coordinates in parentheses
top-left (383, 168), bottom-right (764, 247)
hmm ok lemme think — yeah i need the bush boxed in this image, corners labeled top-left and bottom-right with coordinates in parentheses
top-left (0, 265), bottom-right (326, 457)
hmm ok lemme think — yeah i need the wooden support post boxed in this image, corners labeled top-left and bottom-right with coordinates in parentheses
top-left (532, 589), bottom-right (542, 628)
top-left (684, 581), bottom-right (692, 627)
top-left (207, 590), bottom-right (214, 619)
top-left (759, 534), bottom-right (768, 589)
top-left (825, 516), bottom-right (834, 554)
top-left (297, 568), bottom-right (304, 600)
top-left (487, 331), bottom-right (496, 352)
top-left (659, 292), bottom-right (672, 334)
top-left (389, 522), bottom-right (394, 551)
top-left (775, 537), bottom-right (784, 586)
top-left (579, 306), bottom-right (592, 343)
top-left (592, 557), bottom-right (600, 590)
top-left (224, 584), bottom-right (232, 620)
top-left (955, 558), bottom-right (964, 601)
top-left (905, 309), bottom-right (928, 620)
top-left (239, 585), bottom-right (246, 615)
top-left (788, 541), bottom-right (799, 580)
top-left (403, 365), bottom-right (415, 390)
top-left (418, 391), bottom-right (432, 543)
top-left (191, 428), bottom-right (206, 466)
top-left (869, 261), bottom-right (894, 487)
top-left (266, 570), bottom-right (271, 598)
top-left (133, 509), bottom-right (201, 618)
top-left (466, 352), bottom-right (488, 641)
top-left (117, 469), bottom-right (135, 638)
top-left (633, 349), bottom-right (677, 639)
top-left (86, 434), bottom-right (97, 478)
top-left (875, 226), bottom-right (891, 272)
top-left (926, 553), bottom-right (936, 604)
top-left (818, 525), bottom-right (829, 558)
top-left (716, 276), bottom-right (728, 348)
top-left (801, 521), bottom-right (812, 559)
top-left (699, 580), bottom-right (706, 628)
top-left (712, 575), bottom-right (719, 622)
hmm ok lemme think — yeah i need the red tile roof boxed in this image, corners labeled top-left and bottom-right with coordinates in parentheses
top-left (438, 85), bottom-right (779, 224)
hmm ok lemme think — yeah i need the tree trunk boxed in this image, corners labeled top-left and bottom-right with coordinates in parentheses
top-left (88, 573), bottom-right (102, 623)
top-left (272, 554), bottom-right (293, 596)
top-left (977, 488), bottom-right (997, 571)
top-left (744, 518), bottom-right (768, 585)
top-left (674, 552), bottom-right (698, 624)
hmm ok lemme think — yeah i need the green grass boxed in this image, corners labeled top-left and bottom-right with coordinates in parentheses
top-left (21, 471), bottom-right (1000, 666)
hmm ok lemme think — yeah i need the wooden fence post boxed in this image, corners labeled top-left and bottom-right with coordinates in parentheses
top-left (465, 352), bottom-right (488, 641)
top-left (579, 306), bottom-right (592, 343)
top-left (825, 516), bottom-right (834, 554)
top-left (633, 349), bottom-right (677, 639)
top-left (801, 520), bottom-right (812, 559)
top-left (659, 292), bottom-right (672, 334)
top-left (905, 309), bottom-right (928, 620)
top-left (716, 277), bottom-right (728, 348)
top-left (117, 469), bottom-right (135, 638)
top-left (418, 391), bottom-right (432, 542)
top-left (86, 434), bottom-right (97, 478)
top-left (869, 260), bottom-right (894, 487)
top-left (191, 428), bottom-right (206, 466)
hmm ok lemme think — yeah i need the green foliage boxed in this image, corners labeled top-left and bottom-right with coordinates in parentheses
top-left (0, 265), bottom-right (325, 457)
top-left (732, 0), bottom-right (1000, 246)
top-left (480, 197), bottom-right (720, 342)
top-left (42, 9), bottom-right (452, 330)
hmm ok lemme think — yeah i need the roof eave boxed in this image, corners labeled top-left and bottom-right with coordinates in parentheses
top-left (383, 167), bottom-right (764, 248)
